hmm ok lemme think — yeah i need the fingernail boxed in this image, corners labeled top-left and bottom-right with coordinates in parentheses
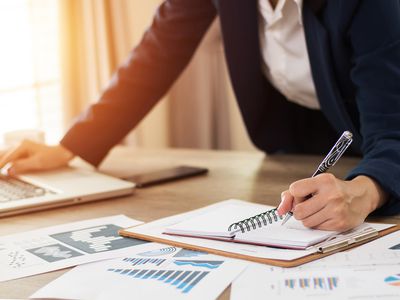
top-left (277, 195), bottom-right (285, 210)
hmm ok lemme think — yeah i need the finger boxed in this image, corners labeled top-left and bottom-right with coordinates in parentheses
top-left (277, 190), bottom-right (294, 215)
top-left (295, 204), bottom-right (332, 228)
top-left (311, 218), bottom-right (353, 232)
top-left (292, 193), bottom-right (329, 220)
top-left (0, 150), bottom-right (26, 169)
top-left (8, 156), bottom-right (41, 175)
top-left (0, 141), bottom-right (33, 168)
top-left (289, 177), bottom-right (319, 199)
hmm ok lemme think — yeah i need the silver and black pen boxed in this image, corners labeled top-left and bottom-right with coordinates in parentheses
top-left (281, 131), bottom-right (354, 226)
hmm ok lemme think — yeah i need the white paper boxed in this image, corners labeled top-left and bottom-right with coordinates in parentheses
top-left (0, 215), bottom-right (154, 282)
top-left (166, 203), bottom-right (337, 248)
top-left (301, 230), bottom-right (400, 269)
top-left (345, 227), bottom-right (400, 253)
top-left (232, 230), bottom-right (400, 300)
top-left (165, 203), bottom-right (273, 237)
top-left (234, 219), bottom-right (338, 248)
top-left (231, 262), bottom-right (400, 300)
top-left (123, 199), bottom-right (394, 261)
top-left (31, 244), bottom-right (248, 300)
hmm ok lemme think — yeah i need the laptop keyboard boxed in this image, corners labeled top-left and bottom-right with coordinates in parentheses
top-left (0, 175), bottom-right (49, 202)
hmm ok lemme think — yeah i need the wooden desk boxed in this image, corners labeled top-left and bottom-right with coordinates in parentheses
top-left (0, 147), bottom-right (397, 298)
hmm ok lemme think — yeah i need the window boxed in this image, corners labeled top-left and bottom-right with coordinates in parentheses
top-left (0, 0), bottom-right (63, 144)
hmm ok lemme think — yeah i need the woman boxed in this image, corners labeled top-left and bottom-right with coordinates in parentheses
top-left (1, 0), bottom-right (399, 231)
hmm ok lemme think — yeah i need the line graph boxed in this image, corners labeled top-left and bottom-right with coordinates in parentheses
top-left (173, 249), bottom-right (207, 258)
top-left (173, 260), bottom-right (223, 269)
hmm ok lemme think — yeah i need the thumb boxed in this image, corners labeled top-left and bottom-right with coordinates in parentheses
top-left (8, 156), bottom-right (40, 175)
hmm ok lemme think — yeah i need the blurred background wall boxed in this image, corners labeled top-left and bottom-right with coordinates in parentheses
top-left (0, 0), bottom-right (257, 152)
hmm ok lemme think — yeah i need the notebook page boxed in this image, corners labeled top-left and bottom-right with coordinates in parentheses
top-left (235, 218), bottom-right (337, 249)
top-left (123, 199), bottom-right (396, 263)
top-left (164, 203), bottom-right (274, 238)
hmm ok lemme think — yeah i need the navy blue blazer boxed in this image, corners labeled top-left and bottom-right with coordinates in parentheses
top-left (61, 0), bottom-right (400, 215)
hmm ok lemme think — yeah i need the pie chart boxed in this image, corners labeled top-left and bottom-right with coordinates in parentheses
top-left (384, 274), bottom-right (400, 287)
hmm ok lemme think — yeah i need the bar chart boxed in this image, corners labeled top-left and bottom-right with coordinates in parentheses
top-left (108, 268), bottom-right (210, 294)
top-left (105, 258), bottom-right (225, 294)
top-left (122, 257), bottom-right (166, 267)
top-left (284, 277), bottom-right (339, 291)
top-left (29, 249), bottom-right (247, 300)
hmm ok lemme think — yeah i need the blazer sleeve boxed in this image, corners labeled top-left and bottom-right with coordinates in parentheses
top-left (60, 0), bottom-right (216, 166)
top-left (346, 0), bottom-right (400, 215)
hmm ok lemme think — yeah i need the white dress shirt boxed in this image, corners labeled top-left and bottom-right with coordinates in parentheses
top-left (258, 0), bottom-right (320, 109)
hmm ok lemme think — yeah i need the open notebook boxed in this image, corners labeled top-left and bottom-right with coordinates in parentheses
top-left (120, 199), bottom-right (397, 267)
top-left (164, 203), bottom-right (362, 250)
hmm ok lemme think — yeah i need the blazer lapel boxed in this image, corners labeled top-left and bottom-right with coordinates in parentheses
top-left (302, 3), bottom-right (362, 148)
top-left (216, 0), bottom-right (274, 132)
top-left (305, 0), bottom-right (326, 15)
top-left (216, 0), bottom-right (362, 151)
top-left (216, 0), bottom-right (264, 98)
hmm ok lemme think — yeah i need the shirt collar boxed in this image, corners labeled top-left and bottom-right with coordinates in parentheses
top-left (292, 0), bottom-right (304, 25)
top-left (259, 0), bottom-right (304, 26)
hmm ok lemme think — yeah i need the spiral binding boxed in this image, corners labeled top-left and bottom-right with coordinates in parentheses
top-left (228, 208), bottom-right (284, 233)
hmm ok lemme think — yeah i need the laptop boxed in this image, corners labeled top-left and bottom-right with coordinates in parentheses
top-left (0, 167), bottom-right (135, 217)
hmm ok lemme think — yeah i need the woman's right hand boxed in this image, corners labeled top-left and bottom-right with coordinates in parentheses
top-left (0, 140), bottom-right (74, 175)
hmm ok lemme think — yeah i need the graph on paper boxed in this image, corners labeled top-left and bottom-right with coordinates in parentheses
top-left (173, 260), bottom-right (224, 269)
top-left (50, 224), bottom-right (147, 253)
top-left (105, 256), bottom-right (225, 294)
top-left (122, 257), bottom-right (166, 267)
top-left (108, 268), bottom-right (210, 294)
top-left (138, 246), bottom-right (177, 257)
top-left (384, 274), bottom-right (400, 286)
top-left (284, 277), bottom-right (339, 291)
top-left (173, 249), bottom-right (207, 258)
top-left (27, 244), bottom-right (82, 262)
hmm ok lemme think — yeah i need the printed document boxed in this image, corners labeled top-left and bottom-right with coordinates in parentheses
top-left (232, 230), bottom-right (400, 300)
top-left (0, 215), bottom-right (153, 282)
top-left (31, 245), bottom-right (248, 300)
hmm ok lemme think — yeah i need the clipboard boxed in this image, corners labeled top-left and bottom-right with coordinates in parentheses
top-left (119, 200), bottom-right (400, 267)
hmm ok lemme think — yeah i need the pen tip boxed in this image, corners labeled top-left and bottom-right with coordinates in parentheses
top-left (281, 213), bottom-right (291, 226)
